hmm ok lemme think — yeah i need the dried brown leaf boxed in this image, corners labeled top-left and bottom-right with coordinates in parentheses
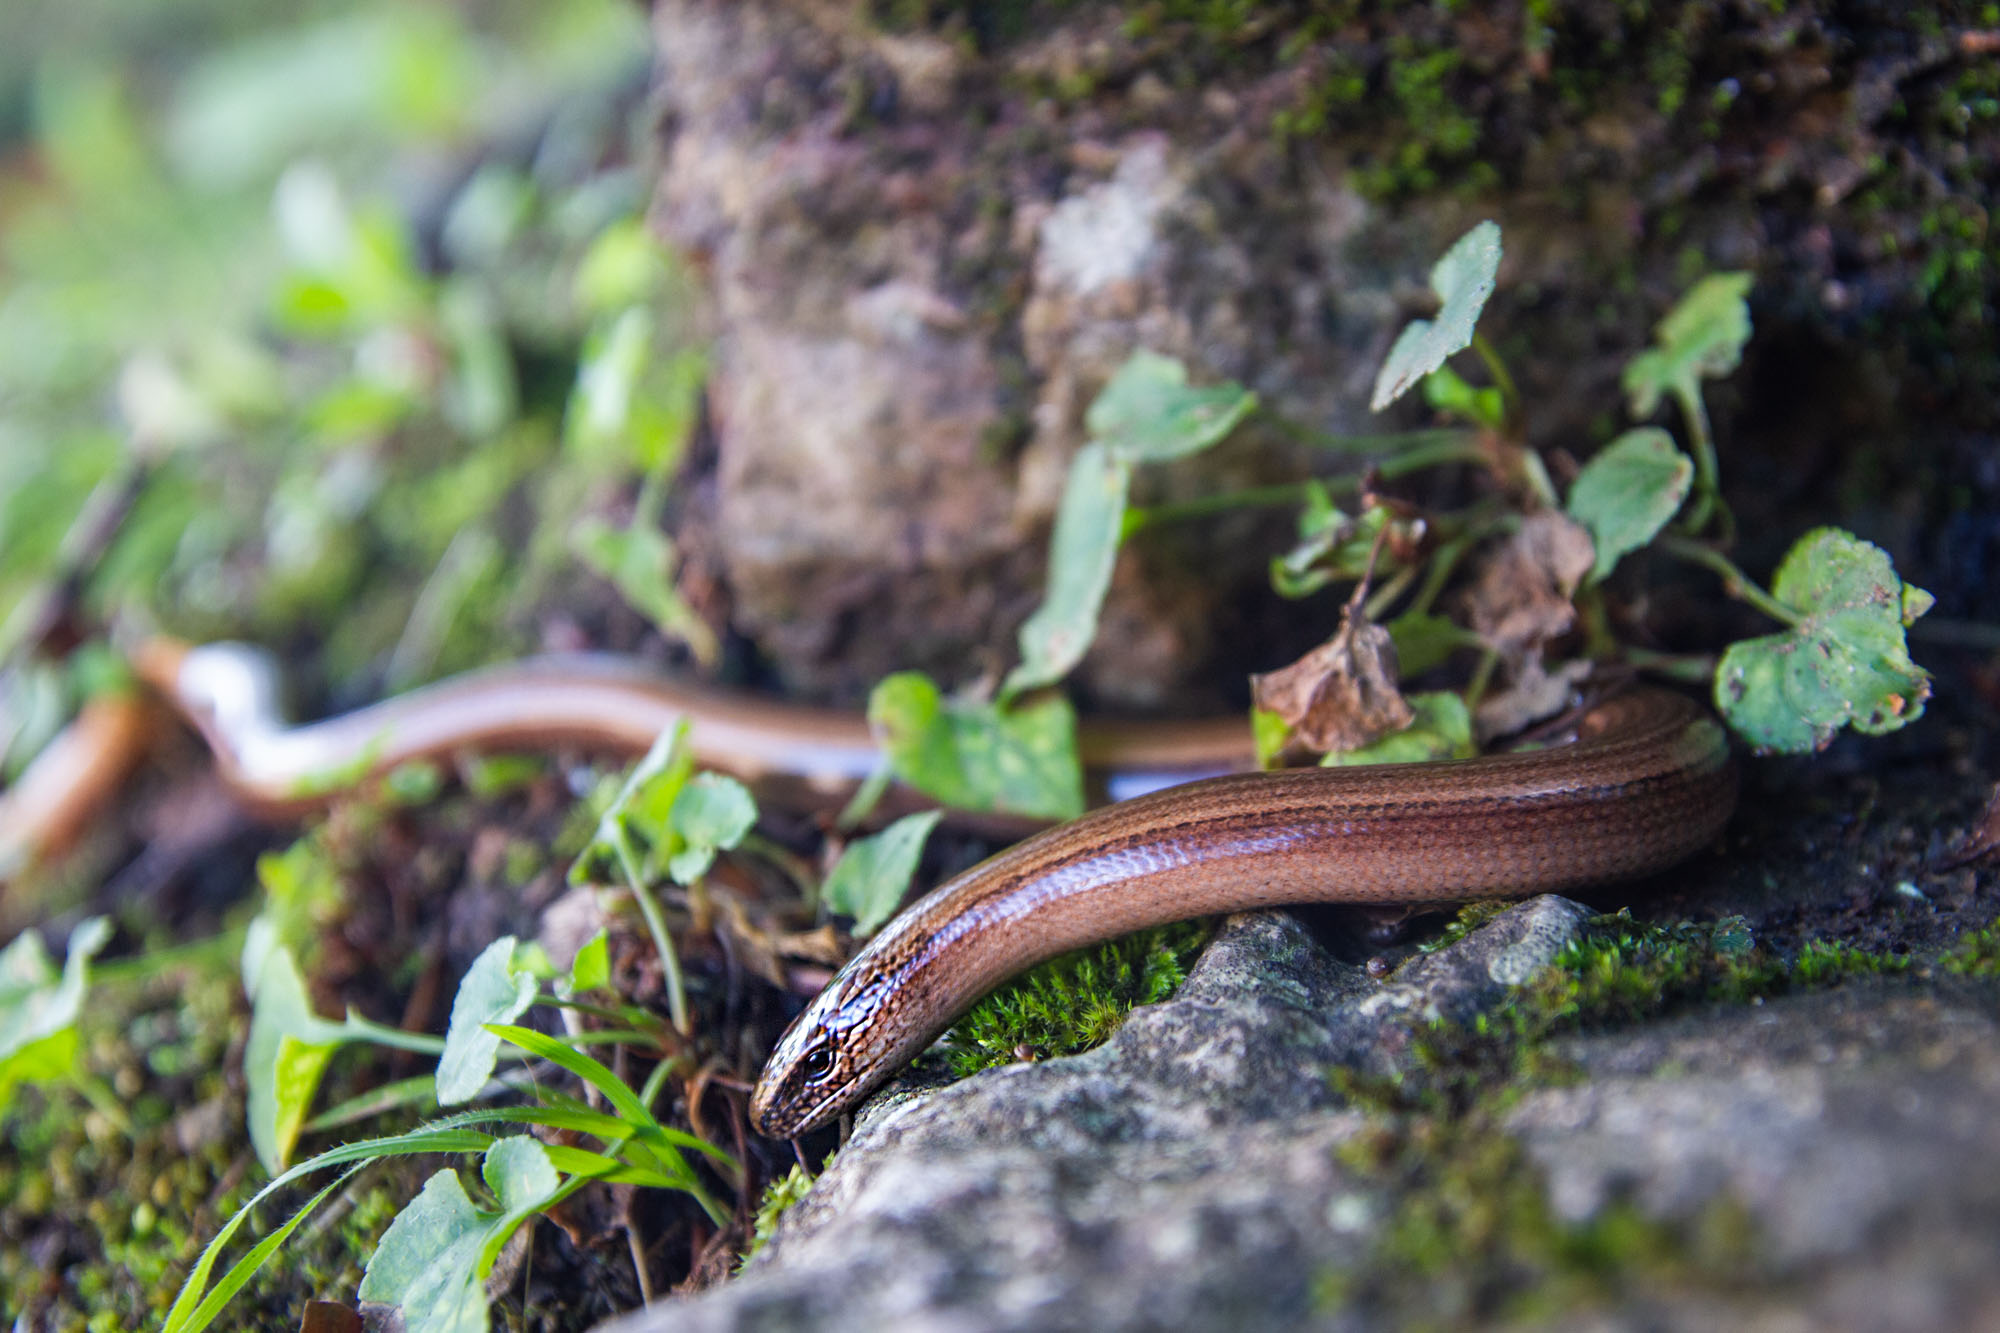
top-left (1467, 511), bottom-right (1595, 656)
top-left (1251, 606), bottom-right (1413, 755)
top-left (1474, 657), bottom-right (1592, 742)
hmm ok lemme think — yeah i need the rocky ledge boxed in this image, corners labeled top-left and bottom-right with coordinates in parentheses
top-left (604, 872), bottom-right (2000, 1332)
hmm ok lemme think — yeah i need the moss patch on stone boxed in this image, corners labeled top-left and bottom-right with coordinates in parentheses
top-left (1318, 1103), bottom-right (1758, 1323)
top-left (0, 959), bottom-right (415, 1328)
top-left (1308, 905), bottom-right (1983, 1321)
top-left (1941, 918), bottom-right (2000, 978)
top-left (741, 1162), bottom-right (818, 1269)
top-left (945, 920), bottom-right (1212, 1076)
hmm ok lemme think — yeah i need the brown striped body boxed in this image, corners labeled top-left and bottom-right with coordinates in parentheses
top-left (750, 689), bottom-right (1735, 1137)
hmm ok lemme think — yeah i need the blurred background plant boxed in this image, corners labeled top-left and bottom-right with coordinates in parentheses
top-left (0, 0), bottom-right (708, 793)
top-left (0, 2), bottom-right (741, 1322)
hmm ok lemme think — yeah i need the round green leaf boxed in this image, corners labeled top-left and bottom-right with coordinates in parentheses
top-left (1621, 272), bottom-right (1753, 417)
top-left (1713, 528), bottom-right (1931, 753)
top-left (1085, 349), bottom-right (1257, 463)
top-left (869, 672), bottom-right (1084, 820)
top-left (1565, 427), bottom-right (1693, 583)
top-left (1321, 691), bottom-right (1474, 767)
top-left (436, 936), bottom-right (537, 1106)
top-left (823, 810), bottom-right (944, 936)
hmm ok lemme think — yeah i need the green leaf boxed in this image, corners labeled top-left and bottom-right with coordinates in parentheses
top-left (564, 309), bottom-right (702, 475)
top-left (253, 837), bottom-right (346, 957)
top-left (359, 1137), bottom-right (564, 1333)
top-left (1621, 272), bottom-right (1754, 417)
top-left (0, 916), bottom-right (109, 1113)
top-left (1321, 691), bottom-right (1473, 766)
top-left (1001, 441), bottom-right (1132, 699)
top-left (357, 1169), bottom-right (491, 1333)
top-left (569, 722), bottom-right (694, 889)
top-left (664, 772), bottom-right (758, 885)
top-left (1713, 528), bottom-right (1932, 753)
top-left (1251, 707), bottom-right (1291, 770)
top-left (572, 516), bottom-right (717, 668)
top-left (563, 930), bottom-right (611, 997)
top-left (484, 1024), bottom-right (660, 1135)
top-left (1371, 221), bottom-right (1502, 411)
top-left (574, 217), bottom-right (673, 315)
top-left (1084, 349), bottom-right (1256, 464)
top-left (163, 1166), bottom-right (365, 1333)
top-left (164, 1126), bottom-right (503, 1333)
top-left (436, 938), bottom-right (539, 1107)
top-left (241, 927), bottom-right (351, 1173)
top-left (1565, 427), bottom-right (1694, 583)
top-left (1422, 363), bottom-right (1504, 428)
top-left (1270, 494), bottom-right (1397, 600)
top-left (823, 810), bottom-right (943, 936)
top-left (1386, 611), bottom-right (1474, 678)
top-left (383, 760), bottom-right (445, 806)
top-left (868, 672), bottom-right (1084, 821)
top-left (439, 280), bottom-right (517, 439)
top-left (270, 167), bottom-right (429, 336)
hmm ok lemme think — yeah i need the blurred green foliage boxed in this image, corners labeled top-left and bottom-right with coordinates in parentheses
top-left (0, 0), bottom-right (700, 726)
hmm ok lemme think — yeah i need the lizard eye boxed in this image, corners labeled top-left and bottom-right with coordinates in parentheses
top-left (800, 1046), bottom-right (835, 1082)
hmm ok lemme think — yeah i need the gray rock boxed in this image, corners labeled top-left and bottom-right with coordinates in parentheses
top-left (603, 883), bottom-right (2000, 1333)
top-left (601, 898), bottom-right (1593, 1333)
top-left (1509, 982), bottom-right (2000, 1328)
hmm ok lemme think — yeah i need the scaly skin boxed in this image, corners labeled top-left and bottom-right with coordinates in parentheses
top-left (750, 690), bottom-right (1735, 1137)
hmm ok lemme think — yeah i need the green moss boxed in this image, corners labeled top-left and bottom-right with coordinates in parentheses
top-left (740, 1162), bottom-right (817, 1268)
top-left (1941, 920), bottom-right (2000, 978)
top-left (1348, 912), bottom-right (1926, 1124)
top-left (1416, 901), bottom-right (1510, 954)
top-left (0, 959), bottom-right (413, 1328)
top-left (1318, 1110), bottom-right (1756, 1323)
top-left (945, 920), bottom-right (1210, 1076)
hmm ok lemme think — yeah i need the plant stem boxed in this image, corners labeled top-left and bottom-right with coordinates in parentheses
top-left (1123, 481), bottom-right (1325, 535)
top-left (1623, 647), bottom-right (1720, 683)
top-left (1409, 534), bottom-right (1470, 617)
top-left (1267, 417), bottom-right (1476, 455)
top-left (1470, 333), bottom-right (1519, 418)
top-left (342, 1015), bottom-right (450, 1057)
top-left (1464, 646), bottom-right (1501, 715)
top-left (1671, 383), bottom-right (1735, 539)
top-left (1362, 561), bottom-right (1420, 622)
top-left (612, 831), bottom-right (691, 1035)
top-left (834, 763), bottom-right (894, 832)
top-left (1379, 435), bottom-right (1492, 479)
top-left (561, 1028), bottom-right (676, 1048)
top-left (1126, 437), bottom-right (1493, 536)
top-left (637, 1053), bottom-right (680, 1114)
top-left (1658, 535), bottom-right (1802, 627)
top-left (743, 832), bottom-right (821, 910)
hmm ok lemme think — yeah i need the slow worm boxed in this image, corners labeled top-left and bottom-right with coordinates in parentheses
top-left (129, 639), bottom-right (1256, 812)
top-left (0, 639), bottom-right (1256, 877)
top-left (750, 688), bottom-right (1735, 1137)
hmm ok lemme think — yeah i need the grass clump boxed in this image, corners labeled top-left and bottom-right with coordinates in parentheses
top-left (945, 920), bottom-right (1211, 1077)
